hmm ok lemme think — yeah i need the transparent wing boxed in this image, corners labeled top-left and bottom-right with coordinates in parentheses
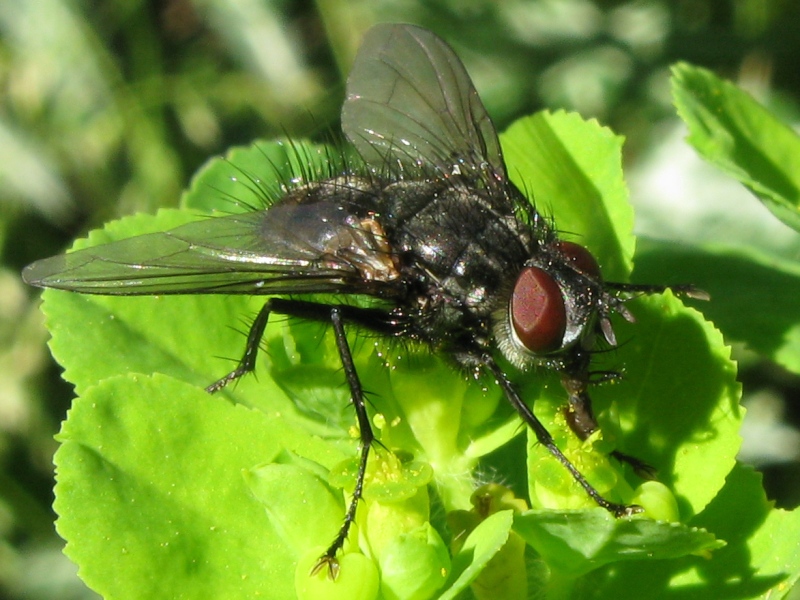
top-left (22, 203), bottom-right (396, 296)
top-left (342, 23), bottom-right (506, 183)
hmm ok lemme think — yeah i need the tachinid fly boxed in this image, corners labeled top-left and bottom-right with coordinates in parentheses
top-left (22, 23), bottom-right (704, 577)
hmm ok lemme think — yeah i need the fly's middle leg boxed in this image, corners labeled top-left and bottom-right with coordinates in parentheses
top-left (311, 307), bottom-right (375, 579)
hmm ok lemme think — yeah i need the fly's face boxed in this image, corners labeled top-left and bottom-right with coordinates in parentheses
top-left (495, 239), bottom-right (623, 371)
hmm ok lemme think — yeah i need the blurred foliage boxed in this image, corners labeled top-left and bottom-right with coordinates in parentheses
top-left (2, 0), bottom-right (800, 598)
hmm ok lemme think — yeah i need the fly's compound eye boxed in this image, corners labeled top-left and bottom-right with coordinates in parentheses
top-left (557, 241), bottom-right (602, 280)
top-left (510, 266), bottom-right (567, 354)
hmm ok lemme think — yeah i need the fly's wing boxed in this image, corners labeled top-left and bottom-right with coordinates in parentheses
top-left (342, 23), bottom-right (507, 186)
top-left (22, 203), bottom-right (397, 296)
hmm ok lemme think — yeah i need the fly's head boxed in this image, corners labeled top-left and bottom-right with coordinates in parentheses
top-left (493, 240), bottom-right (632, 372)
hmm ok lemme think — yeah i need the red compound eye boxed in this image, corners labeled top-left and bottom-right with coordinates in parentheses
top-left (557, 241), bottom-right (601, 279)
top-left (511, 266), bottom-right (566, 354)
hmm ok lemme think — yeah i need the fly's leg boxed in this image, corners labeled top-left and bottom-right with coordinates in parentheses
top-left (605, 282), bottom-right (710, 301)
top-left (205, 298), bottom-right (395, 394)
top-left (271, 299), bottom-right (400, 576)
top-left (203, 298), bottom-right (395, 578)
top-left (483, 355), bottom-right (640, 517)
top-left (311, 308), bottom-right (375, 580)
top-left (562, 369), bottom-right (657, 480)
top-left (205, 302), bottom-right (272, 393)
top-left (561, 370), bottom-right (598, 442)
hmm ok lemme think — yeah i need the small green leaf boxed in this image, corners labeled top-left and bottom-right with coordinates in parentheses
top-left (501, 110), bottom-right (635, 280)
top-left (470, 529), bottom-right (528, 600)
top-left (634, 238), bottom-right (800, 374)
top-left (446, 485), bottom-right (530, 600)
top-left (54, 374), bottom-right (334, 599)
top-left (579, 464), bottom-right (800, 599)
top-left (244, 458), bottom-right (344, 557)
top-left (672, 62), bottom-right (800, 231)
top-left (514, 508), bottom-right (723, 578)
top-left (522, 276), bottom-right (741, 519)
top-left (377, 523), bottom-right (451, 600)
top-left (593, 293), bottom-right (741, 517)
top-left (439, 510), bottom-right (515, 600)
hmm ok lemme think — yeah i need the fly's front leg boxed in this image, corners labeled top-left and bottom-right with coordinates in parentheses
top-left (312, 308), bottom-right (375, 579)
top-left (562, 365), bottom-right (656, 480)
top-left (560, 351), bottom-right (604, 442)
top-left (561, 371), bottom-right (598, 442)
top-left (484, 355), bottom-right (639, 518)
top-left (205, 302), bottom-right (272, 394)
top-left (605, 281), bottom-right (709, 300)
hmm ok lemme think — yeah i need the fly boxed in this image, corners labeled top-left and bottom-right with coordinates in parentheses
top-left (22, 23), bottom-right (705, 577)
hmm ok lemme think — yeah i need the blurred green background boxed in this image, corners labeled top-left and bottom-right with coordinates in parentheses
top-left (2, 1), bottom-right (800, 598)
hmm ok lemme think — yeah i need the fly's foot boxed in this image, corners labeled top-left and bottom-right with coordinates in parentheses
top-left (611, 450), bottom-right (658, 480)
top-left (671, 284), bottom-right (710, 301)
top-left (310, 553), bottom-right (340, 580)
top-left (204, 369), bottom-right (247, 394)
top-left (610, 503), bottom-right (644, 518)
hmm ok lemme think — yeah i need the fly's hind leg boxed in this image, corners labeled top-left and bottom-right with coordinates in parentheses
top-left (205, 302), bottom-right (272, 394)
top-left (562, 366), bottom-right (656, 480)
top-left (204, 297), bottom-right (390, 578)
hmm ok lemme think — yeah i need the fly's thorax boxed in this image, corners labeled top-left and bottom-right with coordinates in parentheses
top-left (492, 240), bottom-right (609, 371)
top-left (383, 180), bottom-right (531, 300)
top-left (377, 179), bottom-right (534, 343)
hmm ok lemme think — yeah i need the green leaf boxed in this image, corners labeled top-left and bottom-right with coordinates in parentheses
top-left (438, 510), bottom-right (515, 600)
top-left (576, 464), bottom-right (800, 599)
top-left (54, 374), bottom-right (338, 599)
top-left (42, 210), bottom-right (240, 397)
top-left (514, 508), bottom-right (723, 578)
top-left (182, 140), bottom-right (350, 215)
top-left (672, 62), bottom-right (800, 231)
top-left (691, 464), bottom-right (800, 600)
top-left (633, 238), bottom-right (800, 374)
top-left (523, 292), bottom-right (741, 516)
top-left (445, 485), bottom-right (530, 600)
top-left (594, 293), bottom-right (741, 516)
top-left (501, 110), bottom-right (635, 280)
